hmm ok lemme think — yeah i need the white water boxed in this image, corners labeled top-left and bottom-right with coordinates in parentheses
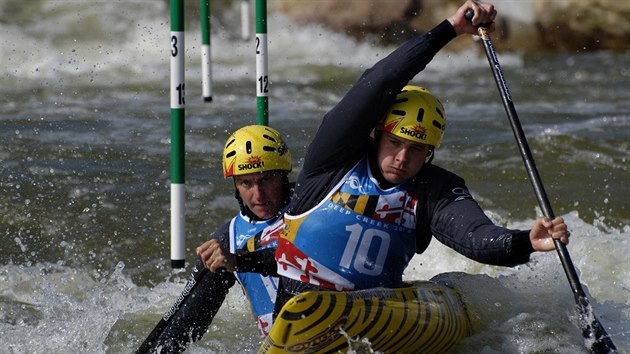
top-left (1, 1), bottom-right (628, 353)
top-left (2, 213), bottom-right (627, 353)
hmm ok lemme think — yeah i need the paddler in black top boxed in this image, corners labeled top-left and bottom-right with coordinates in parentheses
top-left (273, 0), bottom-right (570, 316)
top-left (139, 125), bottom-right (292, 353)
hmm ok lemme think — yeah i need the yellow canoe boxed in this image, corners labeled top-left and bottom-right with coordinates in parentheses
top-left (259, 280), bottom-right (472, 353)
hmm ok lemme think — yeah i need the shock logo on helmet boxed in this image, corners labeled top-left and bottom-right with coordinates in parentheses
top-left (399, 125), bottom-right (427, 140)
top-left (238, 156), bottom-right (265, 171)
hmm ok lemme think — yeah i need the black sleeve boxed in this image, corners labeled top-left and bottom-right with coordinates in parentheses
top-left (235, 248), bottom-right (278, 276)
top-left (144, 258), bottom-right (236, 353)
top-left (292, 21), bottom-right (457, 215)
top-left (302, 20), bottom-right (457, 176)
top-left (141, 222), bottom-right (236, 353)
top-left (432, 199), bottom-right (534, 266)
top-left (210, 221), bottom-right (231, 248)
top-left (418, 165), bottom-right (534, 266)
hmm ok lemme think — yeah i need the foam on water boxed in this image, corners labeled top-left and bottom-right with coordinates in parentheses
top-left (1, 1), bottom-right (628, 353)
top-left (1, 211), bottom-right (627, 353)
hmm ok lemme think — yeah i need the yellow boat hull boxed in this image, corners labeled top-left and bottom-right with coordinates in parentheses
top-left (259, 280), bottom-right (472, 353)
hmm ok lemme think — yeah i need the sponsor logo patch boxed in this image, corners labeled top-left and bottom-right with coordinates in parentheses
top-left (238, 156), bottom-right (264, 171)
top-left (399, 125), bottom-right (427, 141)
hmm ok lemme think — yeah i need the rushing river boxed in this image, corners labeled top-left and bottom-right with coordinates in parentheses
top-left (0, 1), bottom-right (628, 353)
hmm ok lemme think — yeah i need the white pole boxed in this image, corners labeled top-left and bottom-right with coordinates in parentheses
top-left (201, 0), bottom-right (213, 102)
top-left (241, 0), bottom-right (251, 40)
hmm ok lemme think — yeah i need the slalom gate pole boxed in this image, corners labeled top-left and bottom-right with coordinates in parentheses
top-left (465, 9), bottom-right (617, 354)
top-left (170, 0), bottom-right (186, 269)
top-left (255, 0), bottom-right (269, 126)
top-left (200, 0), bottom-right (213, 102)
top-left (241, 0), bottom-right (251, 40)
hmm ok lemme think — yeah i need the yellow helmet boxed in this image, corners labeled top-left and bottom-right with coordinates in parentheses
top-left (376, 85), bottom-right (446, 148)
top-left (222, 125), bottom-right (291, 178)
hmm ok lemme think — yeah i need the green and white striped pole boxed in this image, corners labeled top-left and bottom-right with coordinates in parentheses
top-left (170, 0), bottom-right (186, 268)
top-left (241, 0), bottom-right (251, 40)
top-left (255, 0), bottom-right (268, 125)
top-left (200, 0), bottom-right (213, 102)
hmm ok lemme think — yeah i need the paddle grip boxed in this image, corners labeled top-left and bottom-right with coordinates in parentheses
top-left (465, 8), bottom-right (474, 22)
top-left (464, 8), bottom-right (493, 28)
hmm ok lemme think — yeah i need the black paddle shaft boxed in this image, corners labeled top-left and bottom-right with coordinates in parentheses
top-left (136, 263), bottom-right (209, 354)
top-left (464, 9), bottom-right (617, 354)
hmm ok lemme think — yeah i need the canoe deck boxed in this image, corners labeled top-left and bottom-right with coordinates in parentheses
top-left (259, 280), bottom-right (472, 353)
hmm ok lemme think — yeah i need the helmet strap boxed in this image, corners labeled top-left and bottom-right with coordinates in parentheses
top-left (425, 147), bottom-right (435, 165)
top-left (233, 181), bottom-right (253, 219)
top-left (281, 173), bottom-right (292, 209)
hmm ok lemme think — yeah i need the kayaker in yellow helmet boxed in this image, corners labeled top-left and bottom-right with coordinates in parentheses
top-left (273, 0), bottom-right (569, 317)
top-left (140, 125), bottom-right (292, 353)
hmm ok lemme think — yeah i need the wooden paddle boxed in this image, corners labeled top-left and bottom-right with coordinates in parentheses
top-left (465, 9), bottom-right (617, 354)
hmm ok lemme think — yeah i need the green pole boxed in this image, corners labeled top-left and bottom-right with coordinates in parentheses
top-left (170, 0), bottom-right (185, 268)
top-left (200, 0), bottom-right (213, 102)
top-left (255, 0), bottom-right (268, 126)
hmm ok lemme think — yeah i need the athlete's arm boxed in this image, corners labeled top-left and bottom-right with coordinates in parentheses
top-left (148, 222), bottom-right (236, 353)
top-left (292, 21), bottom-right (459, 215)
top-left (235, 248), bottom-right (278, 276)
top-left (421, 167), bottom-right (534, 266)
top-left (431, 198), bottom-right (534, 266)
top-left (302, 20), bottom-right (457, 177)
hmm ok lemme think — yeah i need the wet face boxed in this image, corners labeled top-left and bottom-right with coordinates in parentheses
top-left (233, 171), bottom-right (284, 220)
top-left (376, 132), bottom-right (431, 185)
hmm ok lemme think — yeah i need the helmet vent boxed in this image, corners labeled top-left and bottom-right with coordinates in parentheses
top-left (432, 120), bottom-right (443, 129)
top-left (223, 125), bottom-right (291, 177)
top-left (391, 109), bottom-right (406, 117)
top-left (416, 108), bottom-right (425, 122)
top-left (435, 107), bottom-right (444, 118)
top-left (262, 134), bottom-right (277, 143)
